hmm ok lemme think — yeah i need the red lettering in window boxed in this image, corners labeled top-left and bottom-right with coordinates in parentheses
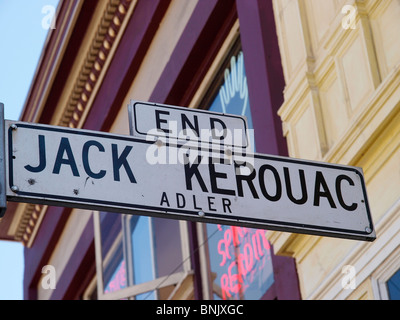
top-left (214, 227), bottom-right (272, 299)
top-left (221, 273), bottom-right (231, 300)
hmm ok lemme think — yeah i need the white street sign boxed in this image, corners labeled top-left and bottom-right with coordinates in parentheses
top-left (128, 100), bottom-right (250, 149)
top-left (5, 121), bottom-right (375, 241)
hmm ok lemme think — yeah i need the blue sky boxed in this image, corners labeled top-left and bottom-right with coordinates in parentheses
top-left (0, 0), bottom-right (59, 300)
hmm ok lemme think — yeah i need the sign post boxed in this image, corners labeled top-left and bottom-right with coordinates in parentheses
top-left (0, 104), bottom-right (6, 217)
top-left (5, 120), bottom-right (375, 241)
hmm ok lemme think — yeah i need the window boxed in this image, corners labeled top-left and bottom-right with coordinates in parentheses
top-left (100, 212), bottom-right (127, 295)
top-left (206, 224), bottom-right (274, 300)
top-left (94, 211), bottom-right (191, 300)
top-left (209, 50), bottom-right (253, 128)
top-left (127, 216), bottom-right (157, 299)
top-left (387, 269), bottom-right (400, 300)
top-left (370, 229), bottom-right (400, 300)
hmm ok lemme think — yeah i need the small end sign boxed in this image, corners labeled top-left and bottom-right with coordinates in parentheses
top-left (128, 100), bottom-right (250, 149)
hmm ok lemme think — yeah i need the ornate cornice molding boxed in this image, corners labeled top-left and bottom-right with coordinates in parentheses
top-left (59, 0), bottom-right (133, 128)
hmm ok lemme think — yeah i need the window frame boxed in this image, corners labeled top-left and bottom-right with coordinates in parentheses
top-left (372, 244), bottom-right (400, 300)
top-left (93, 211), bottom-right (193, 300)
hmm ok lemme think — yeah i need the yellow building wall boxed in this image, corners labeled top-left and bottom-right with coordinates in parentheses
top-left (270, 0), bottom-right (400, 299)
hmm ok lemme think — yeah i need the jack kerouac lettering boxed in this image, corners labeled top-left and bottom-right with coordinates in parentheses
top-left (25, 135), bottom-right (137, 183)
top-left (175, 155), bottom-right (359, 212)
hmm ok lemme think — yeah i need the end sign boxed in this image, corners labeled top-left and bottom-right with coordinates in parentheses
top-left (128, 100), bottom-right (250, 149)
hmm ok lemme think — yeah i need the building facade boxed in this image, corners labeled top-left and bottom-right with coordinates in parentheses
top-left (270, 0), bottom-right (400, 299)
top-left (0, 0), bottom-right (399, 300)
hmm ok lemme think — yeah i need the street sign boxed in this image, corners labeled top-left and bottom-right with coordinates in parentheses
top-left (0, 104), bottom-right (6, 217)
top-left (128, 100), bottom-right (250, 149)
top-left (5, 121), bottom-right (375, 241)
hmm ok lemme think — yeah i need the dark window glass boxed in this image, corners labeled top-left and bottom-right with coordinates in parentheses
top-left (152, 217), bottom-right (184, 278)
top-left (129, 216), bottom-right (183, 299)
top-left (388, 269), bottom-right (400, 300)
top-left (100, 212), bottom-right (127, 294)
top-left (206, 224), bottom-right (274, 300)
top-left (100, 212), bottom-right (183, 299)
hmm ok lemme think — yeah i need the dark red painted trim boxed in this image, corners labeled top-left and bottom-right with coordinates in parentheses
top-left (260, 250), bottom-right (301, 300)
top-left (187, 223), bottom-right (203, 300)
top-left (180, 3), bottom-right (238, 107)
top-left (236, 0), bottom-right (288, 157)
top-left (236, 0), bottom-right (300, 299)
top-left (84, 0), bottom-right (171, 132)
top-left (150, 0), bottom-right (236, 106)
top-left (269, 250), bottom-right (301, 300)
